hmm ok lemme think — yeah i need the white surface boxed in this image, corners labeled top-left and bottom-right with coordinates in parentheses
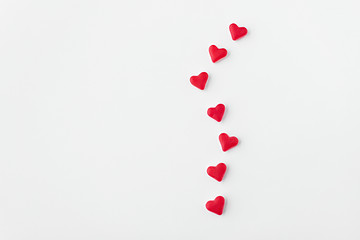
top-left (1, 0), bottom-right (360, 239)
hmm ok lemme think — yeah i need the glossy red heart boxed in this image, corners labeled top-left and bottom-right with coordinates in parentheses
top-left (207, 104), bottom-right (225, 122)
top-left (190, 72), bottom-right (208, 90)
top-left (206, 196), bottom-right (225, 215)
top-left (207, 163), bottom-right (227, 182)
top-left (229, 23), bottom-right (247, 40)
top-left (209, 45), bottom-right (227, 63)
top-left (219, 133), bottom-right (238, 152)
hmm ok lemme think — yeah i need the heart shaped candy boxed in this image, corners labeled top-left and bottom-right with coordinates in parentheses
top-left (206, 196), bottom-right (225, 215)
top-left (207, 104), bottom-right (225, 122)
top-left (209, 45), bottom-right (227, 63)
top-left (190, 72), bottom-right (208, 90)
top-left (229, 23), bottom-right (247, 40)
top-left (219, 133), bottom-right (238, 152)
top-left (207, 163), bottom-right (227, 182)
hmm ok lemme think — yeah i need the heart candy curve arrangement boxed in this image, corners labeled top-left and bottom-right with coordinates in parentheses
top-left (189, 23), bottom-right (248, 215)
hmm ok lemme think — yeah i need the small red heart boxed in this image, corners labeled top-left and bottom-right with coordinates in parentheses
top-left (219, 133), bottom-right (238, 152)
top-left (190, 72), bottom-right (208, 90)
top-left (209, 45), bottom-right (227, 63)
top-left (206, 196), bottom-right (225, 215)
top-left (229, 23), bottom-right (247, 40)
top-left (207, 104), bottom-right (225, 122)
top-left (207, 163), bottom-right (227, 182)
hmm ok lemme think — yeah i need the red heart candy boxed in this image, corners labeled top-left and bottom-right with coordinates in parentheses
top-left (207, 104), bottom-right (225, 122)
top-left (209, 45), bottom-right (227, 63)
top-left (229, 23), bottom-right (247, 40)
top-left (190, 72), bottom-right (208, 90)
top-left (219, 133), bottom-right (238, 152)
top-left (207, 163), bottom-right (227, 182)
top-left (206, 196), bottom-right (225, 215)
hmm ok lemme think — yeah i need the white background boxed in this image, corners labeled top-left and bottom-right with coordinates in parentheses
top-left (1, 0), bottom-right (360, 239)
